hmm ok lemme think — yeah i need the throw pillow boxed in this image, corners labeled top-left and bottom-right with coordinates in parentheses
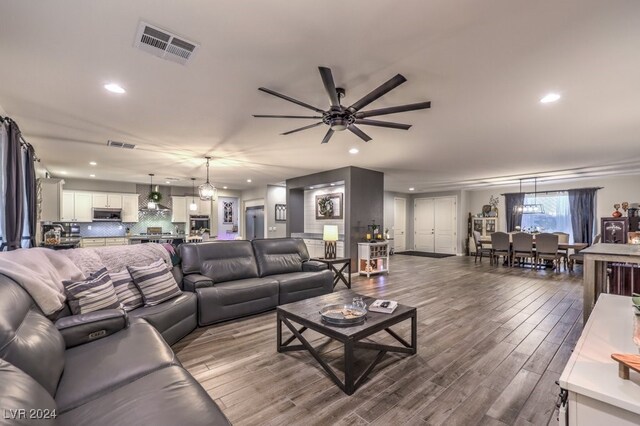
top-left (110, 270), bottom-right (144, 311)
top-left (128, 259), bottom-right (182, 306)
top-left (63, 267), bottom-right (122, 315)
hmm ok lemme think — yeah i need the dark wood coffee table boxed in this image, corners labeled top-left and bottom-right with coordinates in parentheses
top-left (276, 290), bottom-right (417, 395)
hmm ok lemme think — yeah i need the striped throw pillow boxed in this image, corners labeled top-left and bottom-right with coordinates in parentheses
top-left (128, 259), bottom-right (182, 306)
top-left (63, 267), bottom-right (122, 315)
top-left (111, 270), bottom-right (143, 311)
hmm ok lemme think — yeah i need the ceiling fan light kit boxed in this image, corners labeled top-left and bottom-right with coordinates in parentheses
top-left (198, 156), bottom-right (217, 201)
top-left (254, 66), bottom-right (431, 144)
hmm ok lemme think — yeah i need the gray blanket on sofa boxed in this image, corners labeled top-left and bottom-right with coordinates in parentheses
top-left (61, 243), bottom-right (172, 275)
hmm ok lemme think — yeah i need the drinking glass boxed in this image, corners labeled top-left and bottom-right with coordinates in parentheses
top-left (352, 296), bottom-right (367, 311)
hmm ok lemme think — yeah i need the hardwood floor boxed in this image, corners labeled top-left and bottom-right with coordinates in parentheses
top-left (173, 255), bottom-right (583, 425)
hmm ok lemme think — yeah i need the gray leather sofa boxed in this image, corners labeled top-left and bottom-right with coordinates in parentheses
top-left (0, 274), bottom-right (230, 426)
top-left (180, 238), bottom-right (334, 325)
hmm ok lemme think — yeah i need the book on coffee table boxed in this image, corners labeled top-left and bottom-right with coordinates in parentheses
top-left (369, 299), bottom-right (398, 314)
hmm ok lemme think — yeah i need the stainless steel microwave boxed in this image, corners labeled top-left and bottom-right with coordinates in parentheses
top-left (92, 208), bottom-right (122, 222)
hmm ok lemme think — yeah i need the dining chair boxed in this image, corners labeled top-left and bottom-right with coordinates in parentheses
top-left (535, 233), bottom-right (561, 271)
top-left (553, 232), bottom-right (570, 269)
top-left (491, 232), bottom-right (511, 266)
top-left (569, 234), bottom-right (601, 272)
top-left (473, 230), bottom-right (493, 264)
top-left (511, 232), bottom-right (534, 267)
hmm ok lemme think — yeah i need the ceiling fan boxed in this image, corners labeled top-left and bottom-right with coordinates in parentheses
top-left (253, 67), bottom-right (431, 144)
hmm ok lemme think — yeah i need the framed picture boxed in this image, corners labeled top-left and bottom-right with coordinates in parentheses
top-left (223, 201), bottom-right (234, 224)
top-left (601, 217), bottom-right (628, 244)
top-left (275, 203), bottom-right (286, 222)
top-left (315, 193), bottom-right (343, 220)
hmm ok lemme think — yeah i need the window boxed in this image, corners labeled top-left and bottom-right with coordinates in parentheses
top-left (520, 191), bottom-right (573, 242)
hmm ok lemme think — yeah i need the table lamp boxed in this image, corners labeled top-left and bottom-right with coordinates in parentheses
top-left (323, 225), bottom-right (339, 259)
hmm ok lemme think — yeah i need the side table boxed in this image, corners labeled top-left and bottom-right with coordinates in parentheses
top-left (311, 257), bottom-right (351, 289)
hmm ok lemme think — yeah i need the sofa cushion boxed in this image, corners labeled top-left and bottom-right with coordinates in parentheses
top-left (63, 267), bottom-right (122, 315)
top-left (182, 241), bottom-right (259, 283)
top-left (270, 270), bottom-right (334, 305)
top-left (0, 276), bottom-right (65, 396)
top-left (252, 238), bottom-right (310, 277)
top-left (128, 259), bottom-right (182, 306)
top-left (0, 359), bottom-right (58, 426)
top-left (55, 320), bottom-right (178, 412)
top-left (111, 270), bottom-right (143, 311)
top-left (57, 366), bottom-right (230, 426)
top-left (128, 292), bottom-right (197, 346)
top-left (196, 277), bottom-right (278, 325)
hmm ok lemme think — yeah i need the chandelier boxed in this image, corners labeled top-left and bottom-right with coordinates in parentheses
top-left (198, 156), bottom-right (217, 201)
top-left (513, 177), bottom-right (545, 215)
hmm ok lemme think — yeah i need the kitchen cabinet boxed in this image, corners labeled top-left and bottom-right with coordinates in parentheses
top-left (121, 194), bottom-right (139, 223)
top-left (61, 191), bottom-right (92, 222)
top-left (81, 238), bottom-right (106, 247)
top-left (105, 237), bottom-right (128, 246)
top-left (172, 196), bottom-right (188, 223)
top-left (192, 198), bottom-right (211, 216)
top-left (40, 178), bottom-right (64, 222)
top-left (92, 193), bottom-right (122, 209)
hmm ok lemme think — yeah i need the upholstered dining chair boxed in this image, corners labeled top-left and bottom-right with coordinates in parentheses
top-left (535, 233), bottom-right (561, 271)
top-left (568, 234), bottom-right (601, 272)
top-left (511, 232), bottom-right (534, 267)
top-left (553, 232), bottom-right (570, 269)
top-left (491, 232), bottom-right (511, 266)
top-left (473, 230), bottom-right (493, 264)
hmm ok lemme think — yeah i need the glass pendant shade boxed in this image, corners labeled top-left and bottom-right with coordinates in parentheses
top-left (198, 157), bottom-right (217, 201)
top-left (189, 202), bottom-right (198, 211)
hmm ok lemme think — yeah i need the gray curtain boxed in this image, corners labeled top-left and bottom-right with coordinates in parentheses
top-left (505, 193), bottom-right (525, 232)
top-left (568, 188), bottom-right (597, 244)
top-left (4, 120), bottom-right (23, 251)
top-left (24, 145), bottom-right (37, 248)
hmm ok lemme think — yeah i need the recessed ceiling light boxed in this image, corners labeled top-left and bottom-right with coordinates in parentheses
top-left (330, 183), bottom-right (335, 186)
top-left (349, 148), bottom-right (359, 154)
top-left (223, 186), bottom-right (228, 189)
top-left (409, 187), bottom-right (415, 191)
top-left (89, 161), bottom-right (97, 166)
top-left (60, 171), bottom-right (68, 175)
top-left (165, 181), bottom-right (171, 184)
top-left (540, 93), bottom-right (561, 103)
top-left (247, 179), bottom-right (252, 183)
top-left (310, 186), bottom-right (315, 189)
top-left (89, 174), bottom-right (96, 178)
top-left (104, 83), bottom-right (126, 94)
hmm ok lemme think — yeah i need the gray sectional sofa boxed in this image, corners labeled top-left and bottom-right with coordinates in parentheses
top-left (0, 237), bottom-right (334, 425)
top-left (180, 238), bottom-right (334, 325)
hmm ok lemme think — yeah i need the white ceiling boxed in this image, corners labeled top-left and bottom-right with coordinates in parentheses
top-left (1, 0), bottom-right (639, 192)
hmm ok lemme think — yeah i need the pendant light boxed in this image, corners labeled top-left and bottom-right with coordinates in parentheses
top-left (147, 174), bottom-right (156, 209)
top-left (198, 156), bottom-right (217, 201)
top-left (189, 178), bottom-right (198, 211)
top-left (513, 177), bottom-right (545, 214)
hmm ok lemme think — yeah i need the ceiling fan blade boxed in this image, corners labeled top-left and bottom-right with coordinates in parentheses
top-left (347, 125), bottom-right (372, 142)
top-left (321, 128), bottom-right (334, 144)
top-left (318, 66), bottom-right (340, 107)
top-left (258, 87), bottom-right (325, 114)
top-left (347, 74), bottom-right (407, 112)
top-left (356, 101), bottom-right (431, 118)
top-left (354, 119), bottom-right (411, 130)
top-left (253, 114), bottom-right (323, 119)
top-left (281, 122), bottom-right (324, 135)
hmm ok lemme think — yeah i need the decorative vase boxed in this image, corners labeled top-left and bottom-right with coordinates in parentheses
top-left (612, 210), bottom-right (622, 218)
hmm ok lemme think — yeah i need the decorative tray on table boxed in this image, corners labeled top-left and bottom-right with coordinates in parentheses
top-left (319, 304), bottom-right (367, 326)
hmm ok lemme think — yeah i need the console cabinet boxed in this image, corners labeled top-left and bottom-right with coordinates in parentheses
top-left (358, 242), bottom-right (389, 277)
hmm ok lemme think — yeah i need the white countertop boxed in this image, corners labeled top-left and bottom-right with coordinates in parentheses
top-left (559, 294), bottom-right (640, 414)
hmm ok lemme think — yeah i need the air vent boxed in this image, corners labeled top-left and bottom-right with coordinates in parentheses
top-left (107, 140), bottom-right (136, 149)
top-left (134, 21), bottom-right (199, 65)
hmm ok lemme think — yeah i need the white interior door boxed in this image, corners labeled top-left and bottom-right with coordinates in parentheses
top-left (393, 197), bottom-right (407, 252)
top-left (434, 197), bottom-right (457, 254)
top-left (414, 198), bottom-right (435, 252)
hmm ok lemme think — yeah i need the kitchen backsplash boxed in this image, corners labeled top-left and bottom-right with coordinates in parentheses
top-left (78, 210), bottom-right (185, 237)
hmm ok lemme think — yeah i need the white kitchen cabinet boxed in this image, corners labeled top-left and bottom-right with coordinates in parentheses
top-left (61, 191), bottom-right (92, 222)
top-left (92, 193), bottom-right (122, 209)
top-left (172, 196), bottom-right (188, 223)
top-left (105, 237), bottom-right (128, 246)
top-left (81, 238), bottom-right (106, 247)
top-left (40, 178), bottom-right (64, 222)
top-left (121, 194), bottom-right (139, 223)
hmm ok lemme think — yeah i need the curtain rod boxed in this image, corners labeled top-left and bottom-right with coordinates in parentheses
top-left (501, 187), bottom-right (603, 196)
top-left (0, 114), bottom-right (40, 162)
